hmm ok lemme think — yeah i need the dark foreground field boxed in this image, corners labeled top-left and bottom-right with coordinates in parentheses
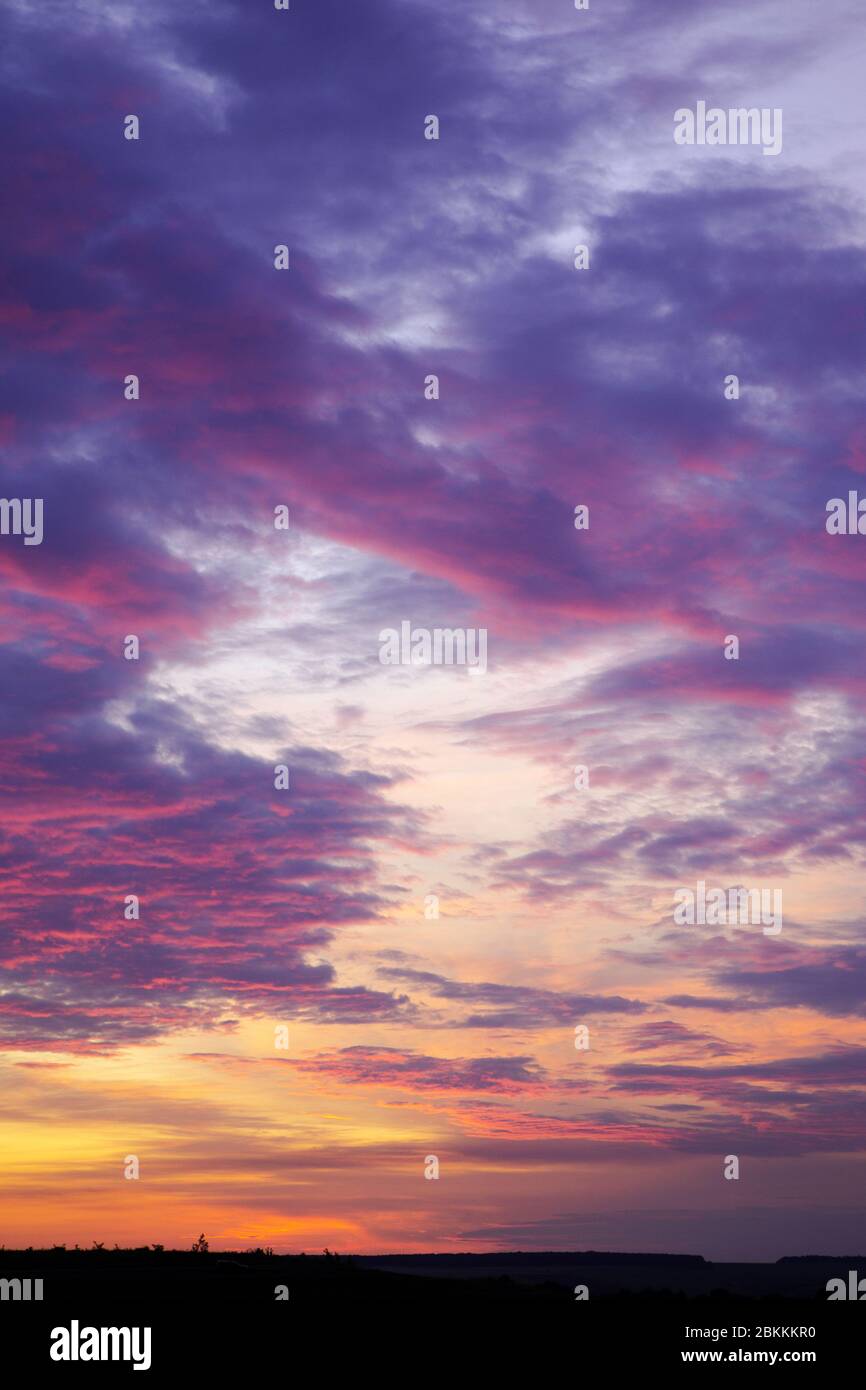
top-left (1, 1248), bottom-right (862, 1374)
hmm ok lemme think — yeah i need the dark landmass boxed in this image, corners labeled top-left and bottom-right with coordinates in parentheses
top-left (358, 1249), bottom-right (708, 1266)
top-left (357, 1250), bottom-right (866, 1298)
top-left (0, 1244), bottom-right (862, 1303)
top-left (4, 1247), bottom-right (861, 1374)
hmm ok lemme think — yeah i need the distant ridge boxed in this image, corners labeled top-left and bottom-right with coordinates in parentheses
top-left (776, 1254), bottom-right (866, 1263)
top-left (361, 1250), bottom-right (706, 1267)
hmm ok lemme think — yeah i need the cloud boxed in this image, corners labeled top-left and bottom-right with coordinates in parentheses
top-left (3, 0), bottom-right (866, 1256)
top-left (287, 1045), bottom-right (549, 1094)
top-left (622, 1020), bottom-right (748, 1058)
top-left (0, 670), bottom-right (424, 1049)
top-left (376, 967), bottom-right (648, 1027)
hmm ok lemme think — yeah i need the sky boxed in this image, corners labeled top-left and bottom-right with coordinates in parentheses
top-left (1, 0), bottom-right (866, 1261)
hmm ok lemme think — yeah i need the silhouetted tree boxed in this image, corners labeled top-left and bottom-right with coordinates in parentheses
top-left (191, 1233), bottom-right (209, 1253)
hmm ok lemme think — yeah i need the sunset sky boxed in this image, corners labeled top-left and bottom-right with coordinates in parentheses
top-left (2, 0), bottom-right (866, 1261)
